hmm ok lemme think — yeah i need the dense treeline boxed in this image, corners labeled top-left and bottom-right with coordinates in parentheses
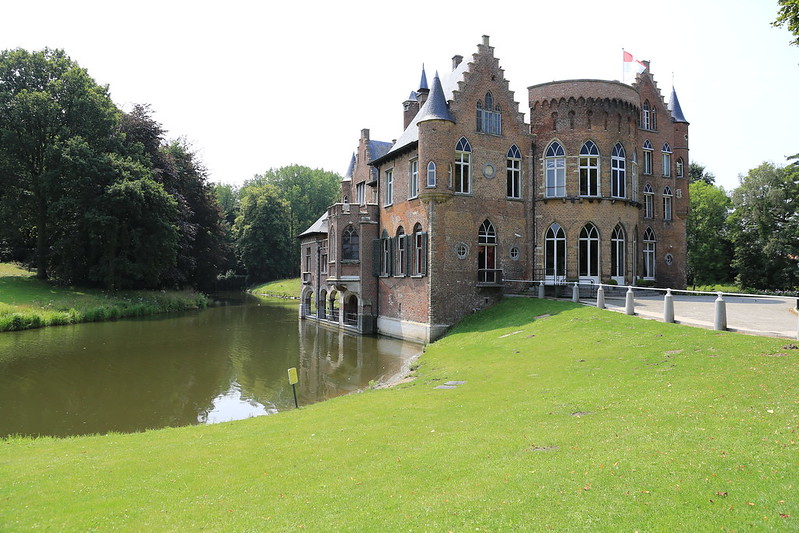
top-left (214, 166), bottom-right (340, 282)
top-left (687, 158), bottom-right (799, 291)
top-left (0, 49), bottom-right (229, 291)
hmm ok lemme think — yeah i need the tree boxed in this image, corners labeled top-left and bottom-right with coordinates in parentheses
top-left (234, 184), bottom-right (293, 282)
top-left (245, 165), bottom-right (340, 276)
top-left (0, 48), bottom-right (119, 279)
top-left (728, 161), bottom-right (799, 290)
top-left (773, 0), bottom-right (799, 46)
top-left (689, 161), bottom-right (716, 185)
top-left (686, 180), bottom-right (733, 286)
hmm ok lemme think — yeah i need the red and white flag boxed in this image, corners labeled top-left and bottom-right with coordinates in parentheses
top-left (623, 50), bottom-right (647, 75)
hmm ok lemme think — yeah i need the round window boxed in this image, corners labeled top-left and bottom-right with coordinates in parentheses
top-left (664, 253), bottom-right (674, 265)
top-left (456, 243), bottom-right (468, 259)
top-left (509, 246), bottom-right (520, 260)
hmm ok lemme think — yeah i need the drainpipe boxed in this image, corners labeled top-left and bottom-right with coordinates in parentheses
top-left (530, 139), bottom-right (537, 282)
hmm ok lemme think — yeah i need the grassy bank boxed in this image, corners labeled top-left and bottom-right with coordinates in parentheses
top-left (2, 298), bottom-right (798, 530)
top-left (0, 263), bottom-right (208, 332)
top-left (251, 277), bottom-right (301, 299)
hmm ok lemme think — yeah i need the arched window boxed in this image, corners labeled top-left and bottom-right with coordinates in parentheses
top-left (631, 150), bottom-right (639, 202)
top-left (643, 227), bottom-right (656, 280)
top-left (662, 143), bottom-right (672, 177)
top-left (611, 142), bottom-right (626, 198)
top-left (413, 223), bottom-right (426, 276)
top-left (506, 145), bottom-right (522, 199)
top-left (663, 186), bottom-right (673, 221)
top-left (477, 92), bottom-right (501, 134)
top-left (676, 157), bottom-right (684, 178)
top-left (579, 223), bottom-right (600, 281)
top-left (611, 224), bottom-right (625, 282)
top-left (342, 225), bottom-right (359, 261)
top-left (545, 141), bottom-right (566, 197)
top-left (643, 183), bottom-right (654, 219)
top-left (642, 140), bottom-right (653, 175)
top-left (427, 161), bottom-right (436, 187)
top-left (380, 229), bottom-right (391, 276)
top-left (642, 100), bottom-right (651, 130)
top-left (579, 141), bottom-right (600, 196)
top-left (329, 227), bottom-right (336, 261)
top-left (545, 223), bottom-right (566, 283)
top-left (477, 220), bottom-right (497, 284)
top-left (395, 227), bottom-right (406, 276)
top-left (455, 137), bottom-right (471, 194)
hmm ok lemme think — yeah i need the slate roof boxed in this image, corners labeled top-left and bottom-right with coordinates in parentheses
top-left (669, 87), bottom-right (688, 123)
top-left (298, 211), bottom-right (328, 238)
top-left (342, 153), bottom-right (355, 181)
top-left (373, 62), bottom-right (467, 166)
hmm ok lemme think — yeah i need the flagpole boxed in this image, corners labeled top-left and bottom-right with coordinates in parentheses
top-left (622, 48), bottom-right (625, 84)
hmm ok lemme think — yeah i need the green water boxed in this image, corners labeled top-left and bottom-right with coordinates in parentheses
top-left (0, 295), bottom-right (420, 437)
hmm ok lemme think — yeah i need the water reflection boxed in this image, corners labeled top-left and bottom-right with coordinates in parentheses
top-left (0, 295), bottom-right (420, 438)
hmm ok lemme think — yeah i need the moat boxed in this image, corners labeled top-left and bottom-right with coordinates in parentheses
top-left (0, 294), bottom-right (421, 438)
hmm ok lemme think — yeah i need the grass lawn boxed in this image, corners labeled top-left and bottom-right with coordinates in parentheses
top-left (0, 262), bottom-right (207, 332)
top-left (1, 298), bottom-right (797, 531)
top-left (251, 277), bottom-right (301, 299)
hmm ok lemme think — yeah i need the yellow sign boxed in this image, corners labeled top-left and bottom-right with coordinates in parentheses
top-left (287, 367), bottom-right (299, 385)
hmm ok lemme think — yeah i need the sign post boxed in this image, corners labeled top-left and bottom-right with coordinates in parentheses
top-left (287, 367), bottom-right (299, 408)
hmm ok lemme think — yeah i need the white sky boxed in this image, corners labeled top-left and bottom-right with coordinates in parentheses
top-left (3, 0), bottom-right (798, 192)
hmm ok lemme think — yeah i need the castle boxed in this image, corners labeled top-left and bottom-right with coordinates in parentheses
top-left (298, 36), bottom-right (689, 343)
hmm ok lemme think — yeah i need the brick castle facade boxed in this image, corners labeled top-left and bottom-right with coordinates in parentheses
top-left (299, 36), bottom-right (689, 343)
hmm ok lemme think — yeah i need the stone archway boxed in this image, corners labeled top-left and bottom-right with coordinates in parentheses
top-left (343, 294), bottom-right (359, 326)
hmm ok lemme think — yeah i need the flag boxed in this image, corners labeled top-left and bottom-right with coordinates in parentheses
top-left (623, 50), bottom-right (647, 75)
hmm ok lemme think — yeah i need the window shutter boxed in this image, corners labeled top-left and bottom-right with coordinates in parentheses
top-left (371, 239), bottom-right (381, 277)
top-left (422, 232), bottom-right (428, 276)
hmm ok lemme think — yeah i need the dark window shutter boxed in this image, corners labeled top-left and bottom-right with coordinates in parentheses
top-left (422, 232), bottom-right (428, 276)
top-left (371, 239), bottom-right (381, 277)
top-left (404, 235), bottom-right (412, 276)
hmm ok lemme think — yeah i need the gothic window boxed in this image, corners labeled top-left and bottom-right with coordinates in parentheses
top-left (455, 137), bottom-right (471, 194)
top-left (579, 141), bottom-right (600, 196)
top-left (395, 227), bottom-right (406, 276)
top-left (642, 100), bottom-right (651, 130)
top-left (663, 186), bottom-right (673, 221)
top-left (643, 227), bottom-right (656, 280)
top-left (611, 224), bottom-right (625, 281)
top-left (506, 145), bottom-right (522, 199)
top-left (643, 183), bottom-right (654, 219)
top-left (427, 161), bottom-right (436, 187)
top-left (545, 223), bottom-right (566, 282)
top-left (611, 142), bottom-right (626, 198)
top-left (631, 150), bottom-right (639, 202)
top-left (642, 140), bottom-right (653, 175)
top-left (413, 223), bottom-right (426, 276)
top-left (676, 157), bottom-right (684, 178)
top-left (478, 219), bottom-right (497, 283)
top-left (662, 143), bottom-right (672, 177)
top-left (545, 141), bottom-right (566, 197)
top-left (579, 223), bottom-right (600, 280)
top-left (477, 92), bottom-right (502, 135)
top-left (342, 225), bottom-right (359, 261)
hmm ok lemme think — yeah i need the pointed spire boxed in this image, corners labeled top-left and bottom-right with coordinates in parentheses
top-left (669, 86), bottom-right (688, 123)
top-left (416, 72), bottom-right (455, 124)
top-left (344, 152), bottom-right (355, 180)
top-left (419, 64), bottom-right (429, 92)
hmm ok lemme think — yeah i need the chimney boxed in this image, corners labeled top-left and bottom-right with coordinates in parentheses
top-left (482, 35), bottom-right (490, 47)
top-left (452, 55), bottom-right (463, 69)
top-left (361, 128), bottom-right (370, 141)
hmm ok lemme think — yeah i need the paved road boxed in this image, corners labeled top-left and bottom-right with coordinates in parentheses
top-left (595, 293), bottom-right (798, 339)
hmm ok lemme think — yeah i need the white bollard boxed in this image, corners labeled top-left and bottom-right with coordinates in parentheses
top-left (596, 284), bottom-right (605, 309)
top-left (538, 281), bottom-right (545, 299)
top-left (714, 292), bottom-right (727, 331)
top-left (625, 286), bottom-right (635, 315)
top-left (572, 282), bottom-right (579, 302)
top-left (663, 288), bottom-right (674, 323)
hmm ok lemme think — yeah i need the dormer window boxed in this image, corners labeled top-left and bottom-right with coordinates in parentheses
top-left (476, 92), bottom-right (502, 135)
